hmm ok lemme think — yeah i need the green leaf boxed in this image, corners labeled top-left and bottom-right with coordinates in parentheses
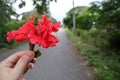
top-left (35, 50), bottom-right (41, 58)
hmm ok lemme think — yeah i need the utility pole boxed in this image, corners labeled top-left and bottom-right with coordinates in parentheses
top-left (72, 0), bottom-right (76, 30)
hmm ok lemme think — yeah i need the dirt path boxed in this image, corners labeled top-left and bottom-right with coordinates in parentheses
top-left (0, 28), bottom-right (95, 80)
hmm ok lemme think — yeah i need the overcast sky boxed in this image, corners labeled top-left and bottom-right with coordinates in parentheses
top-left (13, 0), bottom-right (103, 22)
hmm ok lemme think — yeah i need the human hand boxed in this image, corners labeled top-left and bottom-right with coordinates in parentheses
top-left (0, 50), bottom-right (36, 80)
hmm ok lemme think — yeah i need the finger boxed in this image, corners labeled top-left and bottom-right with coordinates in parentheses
top-left (28, 63), bottom-right (34, 69)
top-left (13, 51), bottom-right (34, 77)
top-left (31, 58), bottom-right (37, 64)
top-left (2, 50), bottom-right (34, 68)
top-left (19, 75), bottom-right (25, 80)
top-left (27, 58), bottom-right (36, 70)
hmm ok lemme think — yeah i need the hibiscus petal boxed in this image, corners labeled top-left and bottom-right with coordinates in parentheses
top-left (52, 22), bottom-right (61, 32)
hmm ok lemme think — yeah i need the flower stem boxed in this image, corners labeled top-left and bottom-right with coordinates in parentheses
top-left (29, 43), bottom-right (41, 58)
top-left (29, 43), bottom-right (35, 51)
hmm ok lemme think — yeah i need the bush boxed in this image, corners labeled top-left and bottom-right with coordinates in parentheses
top-left (5, 20), bottom-right (25, 31)
top-left (75, 29), bottom-right (81, 36)
top-left (74, 28), bottom-right (109, 48)
top-left (0, 20), bottom-right (25, 48)
top-left (109, 31), bottom-right (120, 50)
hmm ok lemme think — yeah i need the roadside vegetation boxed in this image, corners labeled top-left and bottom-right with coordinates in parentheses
top-left (64, 0), bottom-right (120, 80)
top-left (66, 28), bottom-right (120, 80)
top-left (0, 20), bottom-right (26, 52)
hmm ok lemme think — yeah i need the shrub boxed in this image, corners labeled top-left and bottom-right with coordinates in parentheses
top-left (0, 20), bottom-right (25, 48)
top-left (109, 31), bottom-right (120, 50)
top-left (5, 20), bottom-right (25, 31)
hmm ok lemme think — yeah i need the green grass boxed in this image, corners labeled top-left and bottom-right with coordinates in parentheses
top-left (65, 28), bottom-right (120, 80)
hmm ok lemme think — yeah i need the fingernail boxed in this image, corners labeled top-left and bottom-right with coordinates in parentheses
top-left (34, 58), bottom-right (37, 61)
top-left (32, 58), bottom-right (37, 63)
top-left (29, 63), bottom-right (34, 69)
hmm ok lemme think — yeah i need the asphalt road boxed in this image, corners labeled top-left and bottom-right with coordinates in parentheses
top-left (0, 28), bottom-right (95, 80)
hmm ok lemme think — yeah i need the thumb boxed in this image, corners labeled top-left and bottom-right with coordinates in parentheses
top-left (13, 52), bottom-right (34, 77)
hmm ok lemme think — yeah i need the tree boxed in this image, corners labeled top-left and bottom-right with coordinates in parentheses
top-left (89, 0), bottom-right (120, 50)
top-left (63, 6), bottom-right (88, 29)
top-left (0, 0), bottom-right (16, 24)
top-left (89, 0), bottom-right (120, 30)
top-left (0, 0), bottom-right (17, 48)
top-left (63, 6), bottom-right (99, 30)
top-left (18, 0), bottom-right (57, 14)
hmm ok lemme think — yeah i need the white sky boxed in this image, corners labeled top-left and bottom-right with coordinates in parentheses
top-left (13, 0), bottom-right (103, 22)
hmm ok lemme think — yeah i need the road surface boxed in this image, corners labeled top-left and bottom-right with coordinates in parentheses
top-left (0, 28), bottom-right (95, 80)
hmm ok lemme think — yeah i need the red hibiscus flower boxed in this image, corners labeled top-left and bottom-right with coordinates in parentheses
top-left (7, 14), bottom-right (61, 48)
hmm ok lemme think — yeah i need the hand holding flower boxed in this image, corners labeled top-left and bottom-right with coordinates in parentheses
top-left (0, 50), bottom-right (35, 80)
